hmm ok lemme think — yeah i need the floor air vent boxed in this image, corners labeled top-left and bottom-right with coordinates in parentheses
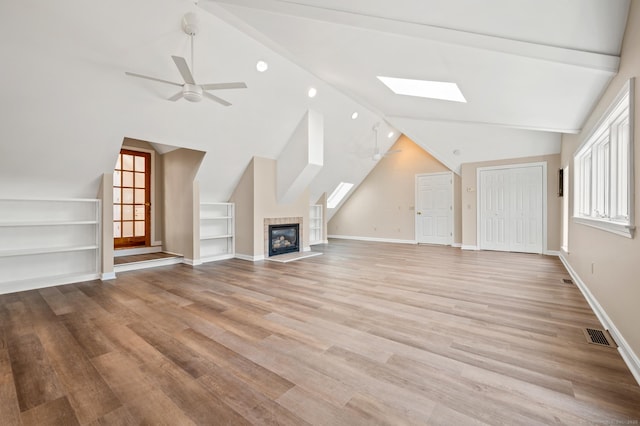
top-left (583, 328), bottom-right (616, 348)
top-left (562, 278), bottom-right (574, 284)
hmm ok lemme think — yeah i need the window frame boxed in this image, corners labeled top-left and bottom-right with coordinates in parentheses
top-left (573, 78), bottom-right (635, 238)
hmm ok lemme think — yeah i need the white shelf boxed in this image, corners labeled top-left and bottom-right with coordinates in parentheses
top-left (309, 204), bottom-right (323, 245)
top-left (0, 198), bottom-right (101, 294)
top-left (199, 202), bottom-right (234, 262)
top-left (0, 220), bottom-right (98, 227)
top-left (0, 245), bottom-right (99, 258)
top-left (200, 234), bottom-right (233, 240)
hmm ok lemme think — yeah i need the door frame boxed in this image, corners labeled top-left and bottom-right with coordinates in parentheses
top-left (119, 145), bottom-right (159, 247)
top-left (415, 171), bottom-right (454, 245)
top-left (476, 161), bottom-right (547, 254)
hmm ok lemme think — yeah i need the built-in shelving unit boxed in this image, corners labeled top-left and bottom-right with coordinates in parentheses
top-left (309, 204), bottom-right (323, 245)
top-left (0, 198), bottom-right (101, 294)
top-left (199, 202), bottom-right (235, 263)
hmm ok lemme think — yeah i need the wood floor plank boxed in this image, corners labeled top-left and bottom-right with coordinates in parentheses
top-left (0, 347), bottom-right (22, 426)
top-left (0, 239), bottom-right (638, 425)
top-left (20, 396), bottom-right (80, 426)
top-left (176, 328), bottom-right (295, 401)
top-left (33, 320), bottom-right (120, 424)
top-left (197, 367), bottom-right (307, 426)
top-left (91, 351), bottom-right (196, 425)
top-left (7, 332), bottom-right (65, 412)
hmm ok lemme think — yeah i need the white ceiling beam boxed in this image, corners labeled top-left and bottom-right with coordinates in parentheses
top-left (211, 0), bottom-right (620, 73)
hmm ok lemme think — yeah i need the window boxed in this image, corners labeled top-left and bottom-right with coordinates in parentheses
top-left (573, 78), bottom-right (634, 238)
top-left (327, 182), bottom-right (354, 209)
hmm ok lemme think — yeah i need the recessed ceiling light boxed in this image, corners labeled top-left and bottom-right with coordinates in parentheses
top-left (351, 112), bottom-right (359, 120)
top-left (308, 87), bottom-right (317, 98)
top-left (387, 131), bottom-right (395, 138)
top-left (256, 60), bottom-right (268, 72)
top-left (377, 76), bottom-right (467, 103)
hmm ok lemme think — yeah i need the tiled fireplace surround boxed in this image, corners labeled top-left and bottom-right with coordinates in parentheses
top-left (264, 217), bottom-right (303, 257)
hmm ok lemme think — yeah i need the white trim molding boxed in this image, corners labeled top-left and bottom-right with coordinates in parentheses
top-left (543, 250), bottom-right (560, 256)
top-left (101, 272), bottom-right (117, 280)
top-left (329, 235), bottom-right (417, 244)
top-left (461, 245), bottom-right (479, 250)
top-left (573, 217), bottom-right (635, 239)
top-left (452, 242), bottom-right (462, 248)
top-left (235, 253), bottom-right (265, 262)
top-left (560, 254), bottom-right (640, 386)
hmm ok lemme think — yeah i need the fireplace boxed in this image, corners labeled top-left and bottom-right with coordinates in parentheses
top-left (269, 223), bottom-right (300, 256)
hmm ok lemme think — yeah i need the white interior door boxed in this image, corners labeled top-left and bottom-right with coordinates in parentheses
top-left (416, 172), bottom-right (452, 245)
top-left (480, 169), bottom-right (509, 251)
top-left (479, 165), bottom-right (544, 254)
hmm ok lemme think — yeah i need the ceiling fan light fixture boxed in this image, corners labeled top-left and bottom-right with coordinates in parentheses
top-left (181, 12), bottom-right (199, 36)
top-left (183, 83), bottom-right (203, 102)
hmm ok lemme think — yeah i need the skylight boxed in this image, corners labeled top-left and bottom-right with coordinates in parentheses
top-left (377, 76), bottom-right (467, 103)
top-left (327, 182), bottom-right (354, 209)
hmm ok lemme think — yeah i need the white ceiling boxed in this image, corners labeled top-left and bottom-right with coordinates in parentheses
top-left (0, 0), bottom-right (630, 212)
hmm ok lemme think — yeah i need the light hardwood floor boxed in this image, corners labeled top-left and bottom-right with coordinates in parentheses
top-left (1, 239), bottom-right (639, 425)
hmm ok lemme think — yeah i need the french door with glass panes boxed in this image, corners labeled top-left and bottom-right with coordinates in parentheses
top-left (113, 149), bottom-right (151, 248)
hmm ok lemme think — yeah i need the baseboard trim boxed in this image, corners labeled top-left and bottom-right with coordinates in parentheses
top-left (199, 254), bottom-right (235, 264)
top-left (234, 253), bottom-right (265, 262)
top-left (101, 272), bottom-right (116, 280)
top-left (452, 243), bottom-right (462, 248)
top-left (328, 235), bottom-right (417, 245)
top-left (461, 245), bottom-right (479, 250)
top-left (544, 250), bottom-right (561, 256)
top-left (559, 254), bottom-right (640, 386)
top-left (183, 258), bottom-right (200, 266)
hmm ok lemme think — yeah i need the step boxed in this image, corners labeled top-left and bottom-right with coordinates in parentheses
top-left (114, 253), bottom-right (183, 273)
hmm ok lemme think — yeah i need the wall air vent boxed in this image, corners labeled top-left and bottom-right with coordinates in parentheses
top-left (583, 328), bottom-right (616, 348)
top-left (562, 278), bottom-right (574, 284)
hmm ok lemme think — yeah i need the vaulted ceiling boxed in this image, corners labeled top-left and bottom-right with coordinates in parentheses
top-left (0, 0), bottom-right (630, 209)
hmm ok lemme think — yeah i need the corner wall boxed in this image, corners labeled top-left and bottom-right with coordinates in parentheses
top-left (229, 159), bottom-right (256, 257)
top-left (560, 0), bottom-right (640, 381)
top-left (163, 148), bottom-right (206, 263)
top-left (328, 135), bottom-right (460, 244)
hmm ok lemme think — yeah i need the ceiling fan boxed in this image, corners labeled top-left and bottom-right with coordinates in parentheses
top-left (125, 12), bottom-right (247, 106)
top-left (371, 123), bottom-right (401, 161)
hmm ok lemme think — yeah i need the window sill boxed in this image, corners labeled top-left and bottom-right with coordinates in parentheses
top-left (573, 217), bottom-right (635, 238)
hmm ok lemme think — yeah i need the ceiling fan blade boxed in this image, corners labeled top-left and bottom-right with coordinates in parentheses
top-left (201, 82), bottom-right (247, 90)
top-left (171, 56), bottom-right (195, 85)
top-left (168, 91), bottom-right (183, 102)
top-left (203, 91), bottom-right (231, 106)
top-left (125, 72), bottom-right (182, 87)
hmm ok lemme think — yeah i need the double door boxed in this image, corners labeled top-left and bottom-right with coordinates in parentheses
top-left (479, 164), bottom-right (544, 254)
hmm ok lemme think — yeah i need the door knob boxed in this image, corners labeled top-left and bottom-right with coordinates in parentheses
top-left (417, 211), bottom-right (422, 215)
